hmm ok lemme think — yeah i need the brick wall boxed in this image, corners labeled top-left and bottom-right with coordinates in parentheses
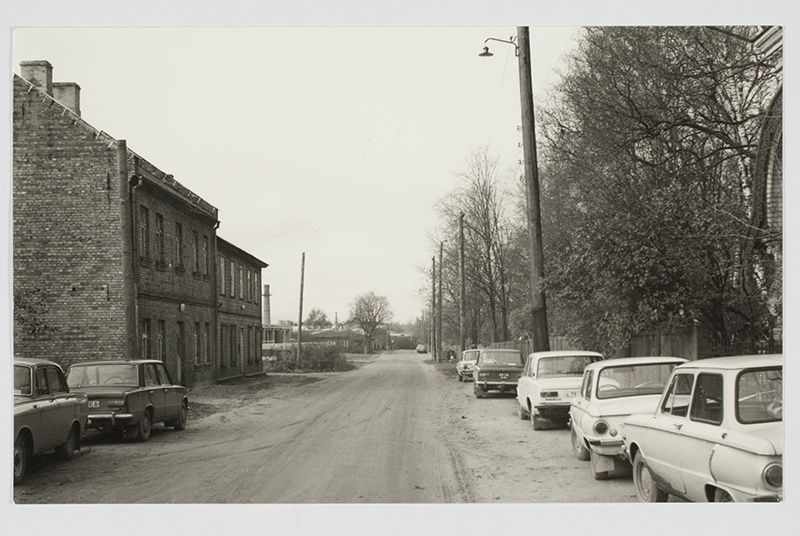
top-left (13, 75), bottom-right (128, 368)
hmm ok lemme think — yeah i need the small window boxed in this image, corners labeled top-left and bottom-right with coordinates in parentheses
top-left (203, 235), bottom-right (209, 275)
top-left (193, 231), bottom-right (200, 273)
top-left (690, 373), bottom-right (724, 425)
top-left (36, 368), bottom-right (49, 396)
top-left (174, 223), bottom-right (184, 267)
top-left (157, 320), bottom-right (166, 361)
top-left (581, 370), bottom-right (594, 399)
top-left (205, 323), bottom-right (211, 364)
top-left (46, 367), bottom-right (67, 394)
top-left (155, 362), bottom-right (173, 385)
top-left (144, 364), bottom-right (159, 387)
top-left (661, 373), bottom-right (694, 417)
top-left (219, 258), bottom-right (226, 295)
top-left (139, 206), bottom-right (150, 259)
top-left (155, 213), bottom-right (165, 263)
top-left (141, 319), bottom-right (151, 359)
top-left (194, 322), bottom-right (201, 365)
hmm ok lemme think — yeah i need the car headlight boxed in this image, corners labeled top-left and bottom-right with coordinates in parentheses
top-left (763, 463), bottom-right (782, 489)
top-left (593, 420), bottom-right (609, 435)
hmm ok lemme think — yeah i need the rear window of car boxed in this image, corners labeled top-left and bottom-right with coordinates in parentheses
top-left (480, 351), bottom-right (524, 365)
top-left (537, 355), bottom-right (600, 377)
top-left (737, 366), bottom-right (782, 424)
top-left (67, 363), bottom-right (139, 388)
top-left (597, 362), bottom-right (677, 400)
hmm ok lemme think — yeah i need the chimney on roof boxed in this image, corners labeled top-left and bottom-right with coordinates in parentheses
top-left (262, 284), bottom-right (272, 326)
top-left (53, 82), bottom-right (81, 117)
top-left (20, 60), bottom-right (54, 96)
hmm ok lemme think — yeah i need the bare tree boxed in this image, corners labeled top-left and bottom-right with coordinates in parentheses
top-left (348, 292), bottom-right (393, 353)
top-left (305, 308), bottom-right (332, 329)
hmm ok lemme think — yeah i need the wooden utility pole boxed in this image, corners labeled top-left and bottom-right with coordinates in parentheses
top-left (438, 241), bottom-right (444, 362)
top-left (431, 256), bottom-right (436, 357)
top-left (459, 213), bottom-right (466, 354)
top-left (517, 26), bottom-right (550, 352)
top-left (297, 252), bottom-right (305, 362)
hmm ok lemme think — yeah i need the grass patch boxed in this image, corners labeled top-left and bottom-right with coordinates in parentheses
top-left (265, 345), bottom-right (355, 373)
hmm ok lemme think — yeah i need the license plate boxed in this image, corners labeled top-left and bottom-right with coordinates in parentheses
top-left (89, 400), bottom-right (100, 409)
top-left (499, 373), bottom-right (509, 379)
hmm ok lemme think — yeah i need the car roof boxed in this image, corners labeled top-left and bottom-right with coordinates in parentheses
top-left (14, 357), bottom-right (62, 367)
top-left (674, 354), bottom-right (782, 371)
top-left (531, 350), bottom-right (603, 358)
top-left (584, 356), bottom-right (687, 370)
top-left (480, 348), bottom-right (522, 353)
top-left (68, 359), bottom-right (161, 367)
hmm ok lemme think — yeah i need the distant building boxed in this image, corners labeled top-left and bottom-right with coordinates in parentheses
top-left (13, 60), bottom-right (266, 387)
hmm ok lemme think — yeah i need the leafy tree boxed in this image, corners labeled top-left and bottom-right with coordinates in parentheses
top-left (305, 308), bottom-right (332, 329)
top-left (348, 292), bottom-right (393, 352)
top-left (14, 287), bottom-right (54, 336)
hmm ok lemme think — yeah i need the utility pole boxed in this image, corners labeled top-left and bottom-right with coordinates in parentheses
top-left (297, 252), bottom-right (305, 362)
top-left (431, 256), bottom-right (437, 357)
top-left (516, 27), bottom-right (550, 351)
top-left (459, 213), bottom-right (466, 354)
top-left (438, 241), bottom-right (444, 362)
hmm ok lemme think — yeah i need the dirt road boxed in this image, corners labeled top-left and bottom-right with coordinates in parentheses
top-left (13, 350), bottom-right (636, 504)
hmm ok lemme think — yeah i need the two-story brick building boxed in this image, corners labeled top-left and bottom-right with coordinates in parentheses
top-left (13, 60), bottom-right (266, 387)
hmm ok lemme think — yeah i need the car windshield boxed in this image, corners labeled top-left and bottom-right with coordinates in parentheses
top-left (480, 351), bottom-right (524, 365)
top-left (14, 365), bottom-right (32, 396)
top-left (737, 367), bottom-right (782, 423)
top-left (537, 355), bottom-right (598, 377)
top-left (596, 362), bottom-right (676, 399)
top-left (461, 351), bottom-right (479, 361)
top-left (66, 363), bottom-right (138, 387)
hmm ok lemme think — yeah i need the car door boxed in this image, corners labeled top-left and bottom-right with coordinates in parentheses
top-left (143, 363), bottom-right (166, 423)
top-left (638, 372), bottom-right (695, 495)
top-left (33, 366), bottom-right (60, 451)
top-left (517, 355), bottom-right (533, 404)
top-left (46, 365), bottom-right (74, 444)
top-left (156, 362), bottom-right (181, 422)
top-left (571, 369), bottom-right (594, 441)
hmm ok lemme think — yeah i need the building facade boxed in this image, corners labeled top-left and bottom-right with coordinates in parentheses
top-left (13, 61), bottom-right (265, 387)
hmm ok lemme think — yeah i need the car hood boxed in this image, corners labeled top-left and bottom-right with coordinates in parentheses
top-left (69, 385), bottom-right (137, 398)
top-left (534, 376), bottom-right (583, 390)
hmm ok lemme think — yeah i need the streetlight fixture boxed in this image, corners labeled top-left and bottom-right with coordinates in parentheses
top-left (480, 27), bottom-right (550, 352)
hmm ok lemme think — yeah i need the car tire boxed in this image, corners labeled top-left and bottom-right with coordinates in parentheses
top-left (517, 403), bottom-right (529, 420)
top-left (572, 427), bottom-right (590, 461)
top-left (531, 412), bottom-right (543, 431)
top-left (474, 384), bottom-right (484, 399)
top-left (171, 403), bottom-right (188, 431)
top-left (632, 451), bottom-right (668, 502)
top-left (458, 374), bottom-right (463, 382)
top-left (55, 425), bottom-right (77, 460)
top-left (714, 488), bottom-right (734, 503)
top-left (136, 411), bottom-right (152, 442)
top-left (14, 436), bottom-right (29, 485)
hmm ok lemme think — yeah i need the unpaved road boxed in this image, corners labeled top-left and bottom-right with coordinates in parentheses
top-left (13, 350), bottom-right (636, 504)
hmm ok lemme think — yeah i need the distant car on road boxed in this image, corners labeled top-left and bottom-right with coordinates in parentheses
top-left (472, 349), bottom-right (525, 398)
top-left (14, 358), bottom-right (89, 485)
top-left (624, 354), bottom-right (782, 502)
top-left (570, 356), bottom-right (686, 480)
top-left (66, 359), bottom-right (188, 442)
top-left (516, 350), bottom-right (604, 430)
top-left (416, 344), bottom-right (427, 354)
top-left (456, 349), bottom-right (480, 382)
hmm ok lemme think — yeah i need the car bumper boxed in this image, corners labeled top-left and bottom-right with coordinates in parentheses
top-left (587, 438), bottom-right (625, 456)
top-left (533, 403), bottom-right (571, 419)
top-left (458, 370), bottom-right (474, 377)
top-left (476, 381), bottom-right (518, 391)
top-left (87, 412), bottom-right (135, 428)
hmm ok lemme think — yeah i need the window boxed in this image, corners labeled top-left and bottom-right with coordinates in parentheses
top-left (155, 213), bottom-right (165, 264)
top-left (230, 326), bottom-right (238, 365)
top-left (177, 321), bottom-right (185, 365)
top-left (246, 270), bottom-right (251, 302)
top-left (141, 319), bottom-right (151, 359)
top-left (737, 367), bottom-right (782, 424)
top-left (238, 265), bottom-right (244, 299)
top-left (193, 231), bottom-right (200, 273)
top-left (254, 272), bottom-right (260, 305)
top-left (581, 370), bottom-right (594, 399)
top-left (194, 322), bottom-right (200, 365)
top-left (661, 374), bottom-right (694, 417)
top-left (174, 223), bottom-right (184, 268)
top-left (220, 325), bottom-right (228, 366)
top-left (229, 260), bottom-right (235, 296)
top-left (144, 364), bottom-right (159, 387)
top-left (36, 368), bottom-right (49, 396)
top-left (157, 320), bottom-right (166, 361)
top-left (239, 327), bottom-right (245, 364)
top-left (219, 258), bottom-right (226, 295)
top-left (139, 206), bottom-right (150, 258)
top-left (155, 362), bottom-right (173, 385)
top-left (205, 323), bottom-right (211, 364)
top-left (46, 367), bottom-right (67, 394)
top-left (203, 235), bottom-right (209, 275)
top-left (246, 326), bottom-right (252, 364)
top-left (690, 373), bottom-right (723, 425)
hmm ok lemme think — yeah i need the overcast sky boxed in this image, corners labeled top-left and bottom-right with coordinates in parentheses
top-left (11, 26), bottom-right (580, 324)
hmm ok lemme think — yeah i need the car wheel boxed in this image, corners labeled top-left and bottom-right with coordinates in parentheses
top-left (633, 451), bottom-right (668, 502)
top-left (517, 403), bottom-right (529, 420)
top-left (14, 436), bottom-right (29, 485)
top-left (458, 374), bottom-right (463, 382)
top-left (172, 403), bottom-right (188, 431)
top-left (571, 427), bottom-right (590, 461)
top-left (530, 412), bottom-right (543, 431)
top-left (55, 425), bottom-right (77, 460)
top-left (136, 411), bottom-right (152, 442)
top-left (474, 384), bottom-right (484, 399)
top-left (714, 488), bottom-right (734, 503)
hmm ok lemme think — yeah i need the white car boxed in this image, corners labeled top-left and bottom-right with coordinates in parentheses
top-left (624, 354), bottom-right (782, 502)
top-left (456, 349), bottom-right (480, 382)
top-left (570, 356), bottom-right (687, 480)
top-left (516, 350), bottom-right (603, 430)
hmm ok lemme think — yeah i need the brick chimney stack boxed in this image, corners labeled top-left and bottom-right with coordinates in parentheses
top-left (53, 82), bottom-right (81, 117)
top-left (20, 60), bottom-right (53, 96)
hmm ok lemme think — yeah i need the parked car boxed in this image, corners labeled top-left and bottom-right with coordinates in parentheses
top-left (14, 358), bottom-right (89, 485)
top-left (456, 349), bottom-right (480, 382)
top-left (472, 348), bottom-right (525, 398)
top-left (570, 356), bottom-right (686, 480)
top-left (516, 350), bottom-right (604, 430)
top-left (65, 359), bottom-right (188, 442)
top-left (624, 354), bottom-right (782, 502)
top-left (416, 344), bottom-right (427, 354)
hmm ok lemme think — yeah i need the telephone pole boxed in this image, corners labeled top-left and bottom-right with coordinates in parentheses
top-left (431, 255), bottom-right (436, 357)
top-left (438, 241), bottom-right (444, 362)
top-left (297, 252), bottom-right (305, 362)
top-left (459, 213), bottom-right (466, 353)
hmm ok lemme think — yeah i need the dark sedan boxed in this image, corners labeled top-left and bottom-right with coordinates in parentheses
top-left (66, 359), bottom-right (188, 442)
top-left (472, 349), bottom-right (525, 398)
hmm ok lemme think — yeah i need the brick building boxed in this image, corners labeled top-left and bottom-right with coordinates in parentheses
top-left (216, 238), bottom-right (268, 381)
top-left (13, 60), bottom-right (266, 387)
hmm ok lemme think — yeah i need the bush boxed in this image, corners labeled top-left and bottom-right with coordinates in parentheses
top-left (265, 345), bottom-right (355, 373)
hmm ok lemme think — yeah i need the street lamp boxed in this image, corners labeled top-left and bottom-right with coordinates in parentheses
top-left (480, 27), bottom-right (550, 351)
